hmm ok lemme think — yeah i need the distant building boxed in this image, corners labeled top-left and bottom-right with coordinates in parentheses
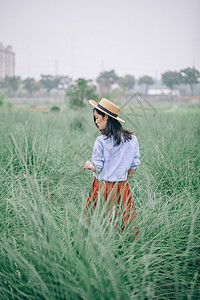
top-left (147, 88), bottom-right (180, 96)
top-left (0, 43), bottom-right (15, 79)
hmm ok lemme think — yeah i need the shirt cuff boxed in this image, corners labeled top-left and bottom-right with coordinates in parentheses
top-left (92, 161), bottom-right (103, 172)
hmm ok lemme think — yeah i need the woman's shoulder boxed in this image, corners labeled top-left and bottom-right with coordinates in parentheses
top-left (95, 135), bottom-right (105, 142)
top-left (128, 134), bottom-right (139, 146)
top-left (130, 134), bottom-right (138, 141)
top-left (94, 135), bottom-right (106, 146)
top-left (95, 135), bottom-right (113, 147)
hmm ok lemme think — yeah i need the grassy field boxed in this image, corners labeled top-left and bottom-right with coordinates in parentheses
top-left (0, 102), bottom-right (200, 299)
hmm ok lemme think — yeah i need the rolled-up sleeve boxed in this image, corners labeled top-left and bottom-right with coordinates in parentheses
top-left (91, 138), bottom-right (104, 171)
top-left (130, 137), bottom-right (140, 169)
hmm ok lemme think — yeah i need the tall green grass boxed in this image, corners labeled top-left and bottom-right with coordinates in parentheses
top-left (0, 104), bottom-right (199, 299)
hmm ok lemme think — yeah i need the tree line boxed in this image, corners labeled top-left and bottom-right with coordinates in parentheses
top-left (0, 67), bottom-right (199, 105)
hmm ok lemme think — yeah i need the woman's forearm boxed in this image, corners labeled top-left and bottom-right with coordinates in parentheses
top-left (127, 168), bottom-right (136, 178)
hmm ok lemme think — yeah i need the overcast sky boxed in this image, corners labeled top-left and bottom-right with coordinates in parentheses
top-left (1, 0), bottom-right (200, 80)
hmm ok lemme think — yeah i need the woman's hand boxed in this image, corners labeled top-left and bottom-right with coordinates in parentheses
top-left (83, 161), bottom-right (94, 171)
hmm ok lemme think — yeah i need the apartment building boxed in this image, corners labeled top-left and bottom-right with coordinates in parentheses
top-left (0, 43), bottom-right (15, 79)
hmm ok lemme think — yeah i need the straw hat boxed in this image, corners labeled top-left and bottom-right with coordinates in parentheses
top-left (89, 98), bottom-right (125, 123)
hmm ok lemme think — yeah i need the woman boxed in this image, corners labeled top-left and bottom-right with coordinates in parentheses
top-left (83, 98), bottom-right (140, 238)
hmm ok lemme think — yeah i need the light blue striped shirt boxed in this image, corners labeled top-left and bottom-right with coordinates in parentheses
top-left (91, 134), bottom-right (140, 182)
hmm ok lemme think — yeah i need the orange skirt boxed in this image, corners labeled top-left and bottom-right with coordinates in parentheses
top-left (86, 177), bottom-right (139, 239)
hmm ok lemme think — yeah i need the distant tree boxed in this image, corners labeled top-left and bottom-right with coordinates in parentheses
top-left (0, 94), bottom-right (5, 106)
top-left (57, 76), bottom-right (72, 91)
top-left (96, 70), bottom-right (119, 96)
top-left (138, 75), bottom-right (154, 94)
top-left (180, 67), bottom-right (200, 96)
top-left (39, 75), bottom-right (61, 93)
top-left (118, 74), bottom-right (135, 91)
top-left (1, 76), bottom-right (21, 95)
top-left (162, 71), bottom-right (181, 90)
top-left (23, 78), bottom-right (41, 95)
top-left (67, 78), bottom-right (97, 106)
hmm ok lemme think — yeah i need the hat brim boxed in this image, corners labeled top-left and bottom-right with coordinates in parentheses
top-left (89, 99), bottom-right (125, 123)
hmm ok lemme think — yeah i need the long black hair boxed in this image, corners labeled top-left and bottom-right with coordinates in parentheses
top-left (93, 108), bottom-right (133, 146)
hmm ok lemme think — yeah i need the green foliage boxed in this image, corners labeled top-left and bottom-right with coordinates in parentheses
top-left (138, 75), bottom-right (154, 93)
top-left (180, 67), bottom-right (200, 95)
top-left (51, 106), bottom-right (60, 112)
top-left (70, 116), bottom-right (84, 131)
top-left (57, 75), bottom-right (72, 90)
top-left (110, 86), bottom-right (125, 100)
top-left (67, 78), bottom-right (97, 107)
top-left (162, 71), bottom-right (181, 89)
top-left (118, 74), bottom-right (135, 91)
top-left (0, 76), bottom-right (21, 94)
top-left (0, 104), bottom-right (200, 299)
top-left (96, 70), bottom-right (119, 96)
top-left (39, 74), bottom-right (58, 92)
top-left (39, 74), bottom-right (69, 93)
top-left (23, 78), bottom-right (41, 95)
top-left (6, 102), bottom-right (12, 108)
top-left (138, 75), bottom-right (154, 86)
top-left (0, 93), bottom-right (5, 105)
